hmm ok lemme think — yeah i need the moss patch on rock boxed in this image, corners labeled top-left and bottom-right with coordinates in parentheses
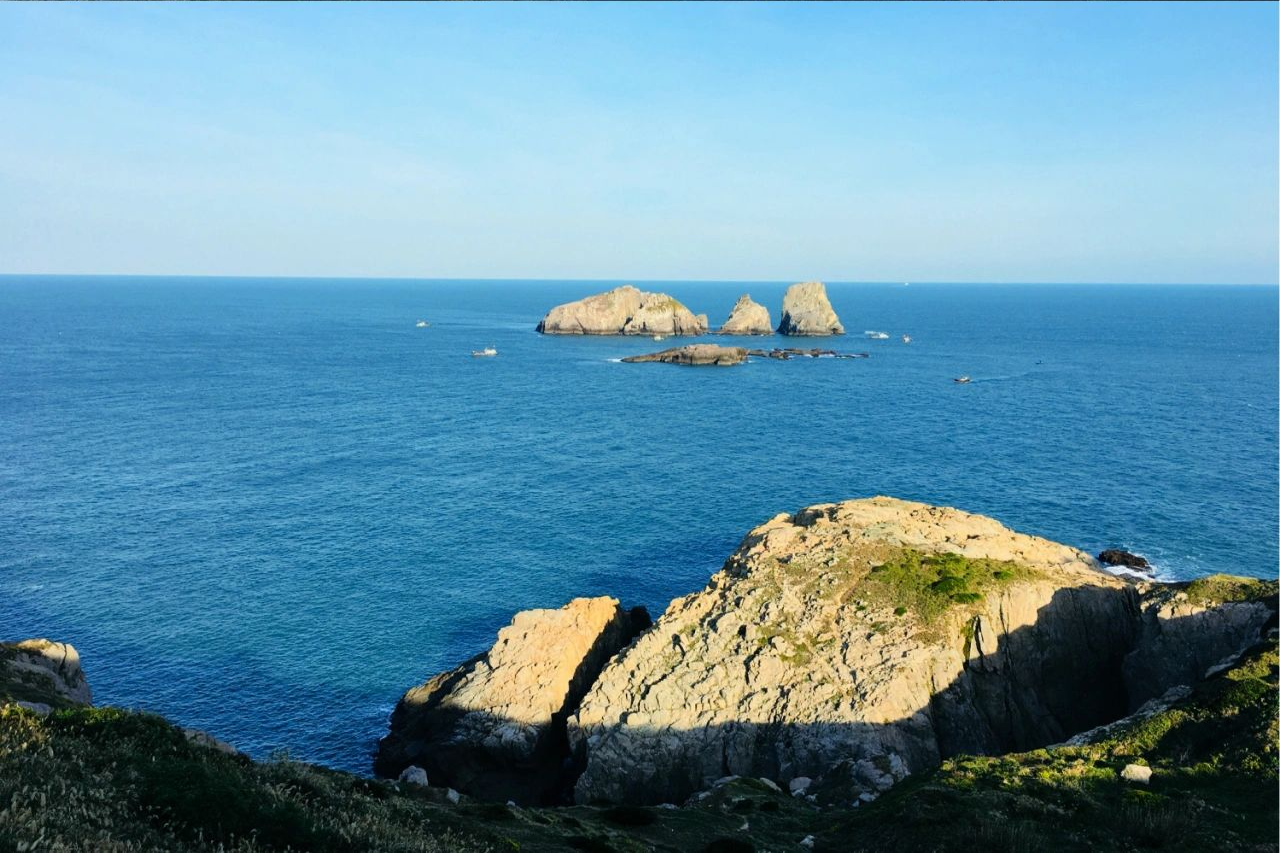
top-left (860, 550), bottom-right (1037, 626)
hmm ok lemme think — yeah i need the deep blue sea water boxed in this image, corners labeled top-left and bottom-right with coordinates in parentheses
top-left (1, 276), bottom-right (1276, 773)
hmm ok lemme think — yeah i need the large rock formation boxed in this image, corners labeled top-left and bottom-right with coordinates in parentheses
top-left (376, 497), bottom-right (1277, 810)
top-left (0, 639), bottom-right (92, 710)
top-left (566, 499), bottom-right (1277, 805)
top-left (717, 294), bottom-right (772, 335)
top-left (777, 281), bottom-right (844, 336)
top-left (374, 597), bottom-right (649, 805)
top-left (536, 286), bottom-right (709, 336)
top-left (621, 344), bottom-right (747, 366)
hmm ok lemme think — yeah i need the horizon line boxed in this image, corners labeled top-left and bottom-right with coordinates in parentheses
top-left (1, 273), bottom-right (1276, 287)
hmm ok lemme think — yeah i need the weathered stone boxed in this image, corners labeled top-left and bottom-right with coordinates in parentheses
top-left (1120, 764), bottom-right (1152, 784)
top-left (717, 294), bottom-right (772, 335)
top-left (621, 344), bottom-right (747, 366)
top-left (536, 286), bottom-right (708, 336)
top-left (1099, 550), bottom-right (1150, 570)
top-left (375, 597), bottom-right (649, 804)
top-left (398, 766), bottom-right (429, 786)
top-left (777, 281), bottom-right (844, 336)
top-left (0, 639), bottom-right (92, 708)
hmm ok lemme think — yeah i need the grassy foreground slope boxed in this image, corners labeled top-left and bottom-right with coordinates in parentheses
top-left (1, 639), bottom-right (1275, 853)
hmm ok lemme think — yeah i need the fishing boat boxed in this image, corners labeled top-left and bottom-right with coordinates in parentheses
top-left (953, 375), bottom-right (971, 384)
top-left (471, 347), bottom-right (497, 357)
top-left (415, 320), bottom-right (429, 328)
top-left (901, 334), bottom-right (912, 343)
top-left (864, 331), bottom-right (890, 340)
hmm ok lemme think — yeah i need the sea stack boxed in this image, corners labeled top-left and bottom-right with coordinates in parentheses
top-left (536, 285), bottom-right (708, 336)
top-left (717, 294), bottom-right (773, 335)
top-left (777, 281), bottom-right (844, 336)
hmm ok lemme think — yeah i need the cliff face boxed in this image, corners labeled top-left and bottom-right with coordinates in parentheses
top-left (536, 285), bottom-right (709, 336)
top-left (374, 498), bottom-right (1276, 809)
top-left (568, 498), bottom-right (1145, 804)
top-left (374, 597), bottom-right (649, 804)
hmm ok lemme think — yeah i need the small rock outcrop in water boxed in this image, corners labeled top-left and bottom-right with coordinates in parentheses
top-left (378, 498), bottom-right (1277, 809)
top-left (374, 597), bottom-right (650, 805)
top-left (717, 294), bottom-right (772, 335)
top-left (536, 285), bottom-right (708, 336)
top-left (621, 344), bottom-right (747, 366)
top-left (1098, 549), bottom-right (1150, 570)
top-left (0, 639), bottom-right (92, 710)
top-left (777, 281), bottom-right (844, 336)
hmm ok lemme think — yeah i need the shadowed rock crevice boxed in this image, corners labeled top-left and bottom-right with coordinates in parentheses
top-left (374, 598), bottom-right (650, 805)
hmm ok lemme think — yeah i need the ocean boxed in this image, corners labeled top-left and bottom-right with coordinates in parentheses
top-left (1, 276), bottom-right (1276, 773)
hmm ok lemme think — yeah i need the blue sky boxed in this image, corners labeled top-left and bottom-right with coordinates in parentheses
top-left (1, 2), bottom-right (1275, 283)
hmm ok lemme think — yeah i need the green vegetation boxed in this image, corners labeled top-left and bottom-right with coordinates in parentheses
top-left (0, 635), bottom-right (1273, 852)
top-left (819, 640), bottom-right (1279, 852)
top-left (1181, 574), bottom-right (1277, 607)
top-left (862, 550), bottom-right (1036, 628)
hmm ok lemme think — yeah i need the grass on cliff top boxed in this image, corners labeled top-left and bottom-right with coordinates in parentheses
top-left (1181, 574), bottom-right (1278, 607)
top-left (0, 641), bottom-right (1276, 853)
top-left (819, 640), bottom-right (1280, 852)
top-left (859, 550), bottom-right (1036, 628)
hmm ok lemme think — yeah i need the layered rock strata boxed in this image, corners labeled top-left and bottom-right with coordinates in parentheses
top-left (536, 286), bottom-right (708, 336)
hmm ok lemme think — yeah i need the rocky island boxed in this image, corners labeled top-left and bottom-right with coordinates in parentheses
top-left (536, 285), bottom-right (709, 336)
top-left (621, 344), bottom-right (748, 366)
top-left (3, 497), bottom-right (1276, 852)
top-left (717, 294), bottom-right (773, 335)
top-left (777, 281), bottom-right (845, 336)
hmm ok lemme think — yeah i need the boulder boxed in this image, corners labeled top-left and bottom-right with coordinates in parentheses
top-left (398, 766), bottom-right (429, 786)
top-left (717, 294), bottom-right (772, 335)
top-left (621, 344), bottom-right (747, 366)
top-left (1120, 764), bottom-right (1152, 784)
top-left (777, 281), bottom-right (844, 336)
top-left (374, 597), bottom-right (650, 805)
top-left (1098, 549), bottom-right (1150, 570)
top-left (536, 286), bottom-right (708, 336)
top-left (0, 639), bottom-right (92, 708)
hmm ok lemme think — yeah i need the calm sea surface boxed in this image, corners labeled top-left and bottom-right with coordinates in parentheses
top-left (1, 277), bottom-right (1276, 772)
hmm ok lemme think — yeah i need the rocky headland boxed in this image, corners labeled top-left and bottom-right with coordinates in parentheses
top-left (777, 281), bottom-right (844, 336)
top-left (717, 294), bottom-right (773, 335)
top-left (536, 285), bottom-right (709, 336)
top-left (3, 497), bottom-right (1276, 852)
top-left (375, 497), bottom-right (1277, 815)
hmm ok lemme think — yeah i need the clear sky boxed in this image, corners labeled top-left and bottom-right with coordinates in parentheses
top-left (1, 2), bottom-right (1276, 283)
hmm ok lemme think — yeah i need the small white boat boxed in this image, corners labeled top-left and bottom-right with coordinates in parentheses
top-left (471, 347), bottom-right (497, 357)
top-left (864, 331), bottom-right (890, 340)
top-left (953, 375), bottom-right (971, 384)
top-left (415, 320), bottom-right (429, 328)
top-left (652, 334), bottom-right (666, 341)
top-left (901, 334), bottom-right (912, 344)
